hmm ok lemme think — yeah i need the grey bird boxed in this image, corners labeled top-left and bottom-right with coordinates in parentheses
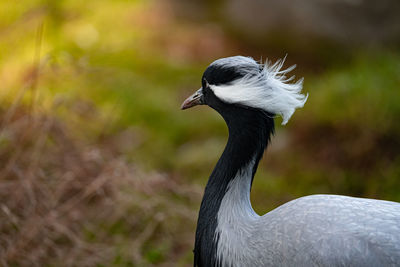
top-left (181, 56), bottom-right (400, 267)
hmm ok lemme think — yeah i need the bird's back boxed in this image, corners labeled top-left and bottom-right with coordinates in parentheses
top-left (252, 194), bottom-right (400, 266)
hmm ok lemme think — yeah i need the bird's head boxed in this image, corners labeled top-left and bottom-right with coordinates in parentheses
top-left (181, 56), bottom-right (307, 125)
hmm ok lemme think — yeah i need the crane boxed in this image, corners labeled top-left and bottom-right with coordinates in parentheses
top-left (181, 56), bottom-right (400, 267)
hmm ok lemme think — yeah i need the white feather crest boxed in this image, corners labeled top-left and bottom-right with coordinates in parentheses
top-left (209, 57), bottom-right (308, 125)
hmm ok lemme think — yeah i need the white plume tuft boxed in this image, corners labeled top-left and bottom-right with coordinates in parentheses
top-left (209, 56), bottom-right (308, 125)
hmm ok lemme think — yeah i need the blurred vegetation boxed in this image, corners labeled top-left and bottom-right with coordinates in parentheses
top-left (0, 0), bottom-right (399, 266)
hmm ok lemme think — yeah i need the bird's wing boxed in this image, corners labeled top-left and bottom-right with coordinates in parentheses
top-left (253, 194), bottom-right (400, 266)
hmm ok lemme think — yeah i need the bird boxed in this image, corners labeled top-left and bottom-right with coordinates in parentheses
top-left (181, 56), bottom-right (400, 267)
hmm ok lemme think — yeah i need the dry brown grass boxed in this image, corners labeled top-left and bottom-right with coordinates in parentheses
top-left (0, 101), bottom-right (201, 266)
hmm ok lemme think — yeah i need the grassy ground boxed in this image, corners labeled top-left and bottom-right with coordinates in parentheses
top-left (1, 0), bottom-right (399, 266)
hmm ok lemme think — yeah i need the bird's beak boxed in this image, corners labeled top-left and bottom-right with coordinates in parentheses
top-left (181, 88), bottom-right (204, 110)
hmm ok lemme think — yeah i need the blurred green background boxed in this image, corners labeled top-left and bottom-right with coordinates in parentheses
top-left (0, 0), bottom-right (399, 266)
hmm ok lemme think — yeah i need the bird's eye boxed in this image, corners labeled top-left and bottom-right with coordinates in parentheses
top-left (202, 79), bottom-right (210, 93)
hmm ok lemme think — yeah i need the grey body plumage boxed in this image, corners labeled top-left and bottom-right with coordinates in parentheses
top-left (217, 158), bottom-right (400, 266)
top-left (182, 56), bottom-right (400, 266)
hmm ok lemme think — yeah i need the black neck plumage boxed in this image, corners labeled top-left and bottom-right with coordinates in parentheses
top-left (193, 106), bottom-right (275, 267)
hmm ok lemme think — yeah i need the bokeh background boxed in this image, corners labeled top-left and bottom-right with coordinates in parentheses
top-left (1, 0), bottom-right (399, 266)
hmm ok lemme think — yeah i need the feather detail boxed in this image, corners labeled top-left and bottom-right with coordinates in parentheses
top-left (209, 56), bottom-right (307, 125)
